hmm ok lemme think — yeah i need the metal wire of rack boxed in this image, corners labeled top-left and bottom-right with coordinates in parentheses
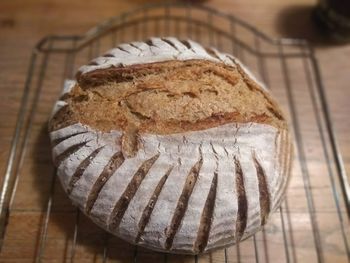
top-left (0, 2), bottom-right (349, 262)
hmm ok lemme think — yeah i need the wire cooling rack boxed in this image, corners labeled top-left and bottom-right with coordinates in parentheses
top-left (0, 2), bottom-right (349, 263)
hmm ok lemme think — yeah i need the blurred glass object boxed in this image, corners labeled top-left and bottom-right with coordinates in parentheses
top-left (314, 0), bottom-right (350, 42)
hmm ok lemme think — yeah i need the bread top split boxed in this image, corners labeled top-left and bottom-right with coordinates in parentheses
top-left (48, 37), bottom-right (292, 254)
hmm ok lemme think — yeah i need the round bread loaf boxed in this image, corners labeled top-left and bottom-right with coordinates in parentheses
top-left (49, 37), bottom-right (293, 254)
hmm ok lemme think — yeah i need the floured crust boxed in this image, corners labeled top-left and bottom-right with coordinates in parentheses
top-left (48, 37), bottom-right (293, 255)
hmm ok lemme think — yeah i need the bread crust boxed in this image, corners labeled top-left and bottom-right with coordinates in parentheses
top-left (49, 37), bottom-right (293, 254)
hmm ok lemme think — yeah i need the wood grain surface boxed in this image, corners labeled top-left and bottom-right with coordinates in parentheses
top-left (0, 0), bottom-right (349, 262)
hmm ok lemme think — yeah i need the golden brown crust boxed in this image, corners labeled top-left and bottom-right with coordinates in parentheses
top-left (50, 59), bottom-right (287, 134)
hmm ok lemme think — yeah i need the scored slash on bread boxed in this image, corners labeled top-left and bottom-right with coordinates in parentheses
top-left (49, 37), bottom-right (293, 254)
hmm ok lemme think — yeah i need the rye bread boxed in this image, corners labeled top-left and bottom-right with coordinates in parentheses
top-left (49, 37), bottom-right (293, 254)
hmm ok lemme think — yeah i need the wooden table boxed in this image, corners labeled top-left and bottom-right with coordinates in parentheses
top-left (0, 0), bottom-right (349, 262)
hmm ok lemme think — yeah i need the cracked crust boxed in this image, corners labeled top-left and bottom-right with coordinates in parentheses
top-left (49, 59), bottom-right (287, 158)
top-left (50, 59), bottom-right (286, 134)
